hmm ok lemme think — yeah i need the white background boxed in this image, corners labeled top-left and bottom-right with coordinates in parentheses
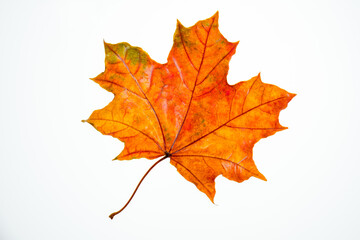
top-left (1, 0), bottom-right (359, 239)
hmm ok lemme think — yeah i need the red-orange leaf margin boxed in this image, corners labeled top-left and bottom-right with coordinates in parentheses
top-left (83, 12), bottom-right (295, 219)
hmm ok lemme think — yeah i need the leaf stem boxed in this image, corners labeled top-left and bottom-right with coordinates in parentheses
top-left (109, 155), bottom-right (168, 219)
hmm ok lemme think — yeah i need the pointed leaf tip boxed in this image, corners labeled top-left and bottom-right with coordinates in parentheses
top-left (212, 11), bottom-right (219, 20)
top-left (176, 19), bottom-right (183, 27)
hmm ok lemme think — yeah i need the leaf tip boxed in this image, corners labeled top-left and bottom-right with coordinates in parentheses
top-left (286, 92), bottom-right (297, 104)
top-left (213, 11), bottom-right (219, 19)
top-left (207, 189), bottom-right (216, 203)
top-left (112, 155), bottom-right (123, 161)
top-left (103, 39), bottom-right (111, 49)
top-left (81, 119), bottom-right (87, 123)
top-left (176, 19), bottom-right (183, 27)
top-left (260, 175), bottom-right (268, 182)
top-left (255, 171), bottom-right (267, 181)
top-left (209, 11), bottom-right (219, 26)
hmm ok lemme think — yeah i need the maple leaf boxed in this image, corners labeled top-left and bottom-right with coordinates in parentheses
top-left (83, 12), bottom-right (295, 219)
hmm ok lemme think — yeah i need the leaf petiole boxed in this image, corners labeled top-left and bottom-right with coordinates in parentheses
top-left (109, 155), bottom-right (168, 219)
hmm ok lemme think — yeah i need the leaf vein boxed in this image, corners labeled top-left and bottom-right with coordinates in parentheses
top-left (87, 118), bottom-right (164, 152)
top-left (178, 23), bottom-right (199, 72)
top-left (105, 42), bottom-right (167, 151)
top-left (169, 17), bottom-right (215, 152)
top-left (172, 96), bottom-right (288, 153)
top-left (93, 78), bottom-right (145, 99)
top-left (171, 157), bottom-right (212, 196)
top-left (172, 154), bottom-right (261, 178)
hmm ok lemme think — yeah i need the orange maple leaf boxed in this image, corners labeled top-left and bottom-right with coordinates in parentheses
top-left (83, 12), bottom-right (295, 219)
